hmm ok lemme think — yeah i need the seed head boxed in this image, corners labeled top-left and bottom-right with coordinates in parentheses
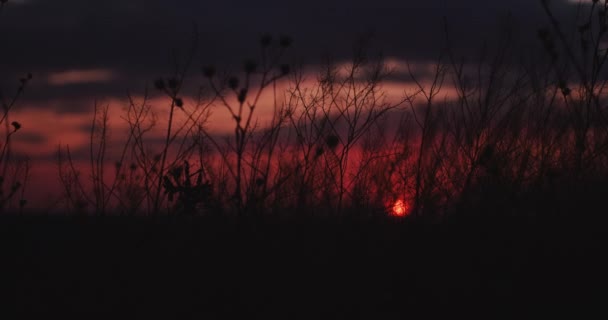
top-left (237, 88), bottom-right (248, 103)
top-left (279, 35), bottom-right (293, 48)
top-left (315, 146), bottom-right (324, 157)
top-left (167, 77), bottom-right (179, 90)
top-left (280, 64), bottom-right (290, 75)
top-left (260, 34), bottom-right (272, 47)
top-left (325, 134), bottom-right (339, 149)
top-left (255, 177), bottom-right (265, 187)
top-left (11, 121), bottom-right (21, 131)
top-left (244, 60), bottom-right (257, 74)
top-left (174, 97), bottom-right (184, 107)
top-left (154, 78), bottom-right (166, 91)
top-left (228, 77), bottom-right (239, 90)
top-left (202, 66), bottom-right (216, 78)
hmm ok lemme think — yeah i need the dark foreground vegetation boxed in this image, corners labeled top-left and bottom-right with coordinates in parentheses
top-left (1, 207), bottom-right (605, 317)
top-left (1, 1), bottom-right (607, 317)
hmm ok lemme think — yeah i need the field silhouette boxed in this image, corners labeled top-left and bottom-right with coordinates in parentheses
top-left (1, 0), bottom-right (607, 316)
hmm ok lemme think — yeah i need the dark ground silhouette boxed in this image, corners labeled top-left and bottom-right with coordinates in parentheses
top-left (1, 207), bottom-right (605, 318)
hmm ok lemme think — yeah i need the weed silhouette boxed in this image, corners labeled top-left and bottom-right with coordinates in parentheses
top-left (1, 1), bottom-right (606, 316)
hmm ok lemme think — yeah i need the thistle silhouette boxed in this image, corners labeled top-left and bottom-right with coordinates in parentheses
top-left (162, 161), bottom-right (212, 214)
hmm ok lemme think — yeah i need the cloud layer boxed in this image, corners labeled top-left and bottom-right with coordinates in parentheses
top-left (0, 0), bottom-right (579, 109)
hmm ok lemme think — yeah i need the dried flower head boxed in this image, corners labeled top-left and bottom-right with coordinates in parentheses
top-left (11, 121), bottom-right (21, 131)
top-left (244, 60), bottom-right (257, 74)
top-left (260, 34), bottom-right (272, 47)
top-left (280, 64), bottom-right (290, 75)
top-left (168, 77), bottom-right (179, 90)
top-left (315, 146), bottom-right (324, 157)
top-left (325, 134), bottom-right (339, 149)
top-left (255, 177), bottom-right (265, 187)
top-left (202, 66), bottom-right (216, 78)
top-left (174, 97), bottom-right (184, 107)
top-left (154, 78), bottom-right (166, 91)
top-left (237, 88), bottom-right (248, 103)
top-left (279, 35), bottom-right (293, 48)
top-left (228, 77), bottom-right (239, 90)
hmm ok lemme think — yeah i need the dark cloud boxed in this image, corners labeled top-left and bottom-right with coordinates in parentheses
top-left (0, 0), bottom-right (583, 110)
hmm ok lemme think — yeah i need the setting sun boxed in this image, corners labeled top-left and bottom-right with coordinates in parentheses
top-left (392, 199), bottom-right (410, 217)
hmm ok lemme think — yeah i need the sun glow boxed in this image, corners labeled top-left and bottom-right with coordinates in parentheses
top-left (392, 199), bottom-right (410, 217)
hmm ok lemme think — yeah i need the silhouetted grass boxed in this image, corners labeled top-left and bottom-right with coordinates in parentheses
top-left (2, 1), bottom-right (608, 316)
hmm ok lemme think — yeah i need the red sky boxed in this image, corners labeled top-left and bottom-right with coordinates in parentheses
top-left (0, 0), bottom-right (586, 211)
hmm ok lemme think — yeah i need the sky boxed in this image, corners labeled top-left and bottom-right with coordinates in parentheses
top-left (0, 0), bottom-right (586, 208)
top-left (1, 0), bottom-right (578, 99)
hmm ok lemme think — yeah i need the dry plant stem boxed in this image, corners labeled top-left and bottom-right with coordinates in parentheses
top-left (18, 161), bottom-right (29, 214)
top-left (407, 56), bottom-right (446, 216)
top-left (47, 7), bottom-right (608, 217)
top-left (150, 30), bottom-right (198, 215)
top-left (89, 102), bottom-right (109, 215)
top-left (0, 66), bottom-right (30, 210)
top-left (542, 0), bottom-right (608, 177)
top-left (125, 94), bottom-right (158, 213)
top-left (0, 85), bottom-right (29, 183)
top-left (103, 93), bottom-right (151, 212)
top-left (205, 48), bottom-right (287, 214)
top-left (153, 99), bottom-right (177, 214)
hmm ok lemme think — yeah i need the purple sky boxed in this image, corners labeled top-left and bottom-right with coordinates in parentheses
top-left (1, 0), bottom-right (577, 104)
